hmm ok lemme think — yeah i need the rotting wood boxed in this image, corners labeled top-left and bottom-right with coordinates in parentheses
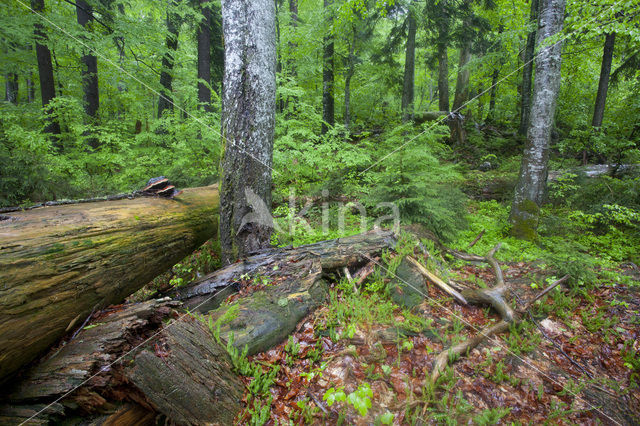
top-left (0, 185), bottom-right (219, 384)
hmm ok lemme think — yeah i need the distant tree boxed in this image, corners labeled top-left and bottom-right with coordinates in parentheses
top-left (197, 0), bottom-right (212, 111)
top-left (591, 32), bottom-right (615, 128)
top-left (219, 0), bottom-right (277, 264)
top-left (76, 0), bottom-right (99, 124)
top-left (158, 0), bottom-right (181, 118)
top-left (401, 6), bottom-right (417, 122)
top-left (518, 0), bottom-right (539, 136)
top-left (510, 0), bottom-right (566, 238)
top-left (322, 0), bottom-right (335, 134)
top-left (31, 0), bottom-right (59, 135)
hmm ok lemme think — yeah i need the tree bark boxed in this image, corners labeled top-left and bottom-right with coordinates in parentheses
top-left (4, 73), bottom-right (18, 104)
top-left (1, 298), bottom-right (243, 425)
top-left (219, 0), bottom-right (277, 264)
top-left (591, 32), bottom-right (615, 128)
top-left (510, 0), bottom-right (566, 239)
top-left (451, 42), bottom-right (471, 112)
top-left (344, 28), bottom-right (356, 131)
top-left (322, 0), bottom-right (335, 134)
top-left (197, 0), bottom-right (213, 111)
top-left (518, 0), bottom-right (539, 136)
top-left (0, 185), bottom-right (220, 384)
top-left (437, 43), bottom-right (450, 112)
top-left (158, 0), bottom-right (181, 118)
top-left (76, 0), bottom-right (99, 122)
top-left (487, 67), bottom-right (499, 120)
top-left (31, 0), bottom-right (60, 134)
top-left (26, 73), bottom-right (35, 103)
top-left (402, 11), bottom-right (417, 122)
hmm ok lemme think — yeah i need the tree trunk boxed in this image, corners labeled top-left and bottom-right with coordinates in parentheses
top-left (26, 73), bottom-right (35, 103)
top-left (344, 29), bottom-right (356, 131)
top-left (451, 42), bottom-right (471, 112)
top-left (401, 11), bottom-right (416, 122)
top-left (518, 0), bottom-right (539, 136)
top-left (437, 43), bottom-right (450, 112)
top-left (76, 0), bottom-right (99, 122)
top-left (510, 0), bottom-right (566, 239)
top-left (197, 0), bottom-right (212, 111)
top-left (219, 0), bottom-right (276, 264)
top-left (0, 185), bottom-right (220, 384)
top-left (322, 0), bottom-right (335, 134)
top-left (31, 0), bottom-right (60, 135)
top-left (487, 67), bottom-right (499, 120)
top-left (591, 32), bottom-right (615, 128)
top-left (4, 73), bottom-right (18, 104)
top-left (158, 0), bottom-right (181, 118)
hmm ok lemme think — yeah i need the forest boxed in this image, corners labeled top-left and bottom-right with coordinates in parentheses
top-left (0, 0), bottom-right (639, 424)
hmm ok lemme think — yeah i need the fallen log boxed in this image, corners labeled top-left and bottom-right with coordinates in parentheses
top-left (1, 297), bottom-right (243, 425)
top-left (0, 185), bottom-right (219, 384)
top-left (2, 231), bottom-right (395, 424)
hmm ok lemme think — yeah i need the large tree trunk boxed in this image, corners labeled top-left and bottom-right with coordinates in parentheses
top-left (322, 0), bottom-right (335, 134)
top-left (510, 0), bottom-right (566, 239)
top-left (31, 0), bottom-right (60, 135)
top-left (219, 0), bottom-right (276, 264)
top-left (158, 0), bottom-right (181, 118)
top-left (518, 0), bottom-right (539, 136)
top-left (76, 0), bottom-right (99, 122)
top-left (402, 11), bottom-right (416, 122)
top-left (437, 43), bottom-right (450, 112)
top-left (197, 0), bottom-right (212, 111)
top-left (0, 185), bottom-right (219, 384)
top-left (591, 32), bottom-right (615, 128)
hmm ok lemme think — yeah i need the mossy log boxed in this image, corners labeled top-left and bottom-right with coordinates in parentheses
top-left (413, 110), bottom-right (449, 124)
top-left (181, 230), bottom-right (397, 354)
top-left (0, 185), bottom-right (219, 384)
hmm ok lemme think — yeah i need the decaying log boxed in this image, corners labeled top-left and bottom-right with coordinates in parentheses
top-left (2, 297), bottom-right (243, 425)
top-left (0, 185), bottom-right (219, 384)
top-left (197, 231), bottom-right (397, 355)
top-left (127, 319), bottom-right (243, 425)
top-left (413, 110), bottom-right (449, 124)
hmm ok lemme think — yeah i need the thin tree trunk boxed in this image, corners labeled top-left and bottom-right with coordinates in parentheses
top-left (76, 0), bottom-right (99, 122)
top-left (322, 0), bottom-right (335, 134)
top-left (158, 1), bottom-right (181, 118)
top-left (344, 29), bottom-right (356, 132)
top-left (197, 0), bottom-right (212, 111)
top-left (219, 0), bottom-right (276, 264)
top-left (26, 74), bottom-right (35, 102)
top-left (31, 0), bottom-right (60, 135)
top-left (518, 0), bottom-right (539, 136)
top-left (591, 32), bottom-right (615, 128)
top-left (4, 73), bottom-right (18, 104)
top-left (487, 68), bottom-right (499, 120)
top-left (437, 43), bottom-right (449, 112)
top-left (510, 0), bottom-right (566, 239)
top-left (401, 11), bottom-right (416, 122)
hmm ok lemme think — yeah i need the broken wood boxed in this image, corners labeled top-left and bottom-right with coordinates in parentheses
top-left (0, 185), bottom-right (219, 384)
top-left (406, 256), bottom-right (468, 305)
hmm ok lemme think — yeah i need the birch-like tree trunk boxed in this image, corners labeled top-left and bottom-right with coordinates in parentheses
top-left (219, 0), bottom-right (276, 264)
top-left (510, 0), bottom-right (566, 239)
top-left (401, 11), bottom-right (416, 122)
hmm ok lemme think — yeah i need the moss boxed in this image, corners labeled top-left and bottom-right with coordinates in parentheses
top-left (510, 199), bottom-right (540, 241)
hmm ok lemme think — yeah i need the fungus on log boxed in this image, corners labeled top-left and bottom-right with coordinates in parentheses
top-left (0, 185), bottom-right (219, 384)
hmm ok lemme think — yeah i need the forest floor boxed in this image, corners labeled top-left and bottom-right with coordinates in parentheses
top-left (232, 251), bottom-right (640, 424)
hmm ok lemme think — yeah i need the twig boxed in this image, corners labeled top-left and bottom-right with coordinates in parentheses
top-left (521, 274), bottom-right (570, 311)
top-left (343, 267), bottom-right (357, 294)
top-left (406, 256), bottom-right (468, 305)
top-left (70, 305), bottom-right (97, 342)
top-left (467, 229), bottom-right (485, 249)
top-left (307, 389), bottom-right (329, 414)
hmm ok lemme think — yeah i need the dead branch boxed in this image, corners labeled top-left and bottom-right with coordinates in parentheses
top-left (467, 229), bottom-right (485, 249)
top-left (406, 256), bottom-right (468, 305)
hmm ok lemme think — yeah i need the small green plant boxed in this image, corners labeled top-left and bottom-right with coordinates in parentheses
top-left (347, 383), bottom-right (374, 416)
top-left (473, 407), bottom-right (511, 424)
top-left (323, 387), bottom-right (347, 406)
